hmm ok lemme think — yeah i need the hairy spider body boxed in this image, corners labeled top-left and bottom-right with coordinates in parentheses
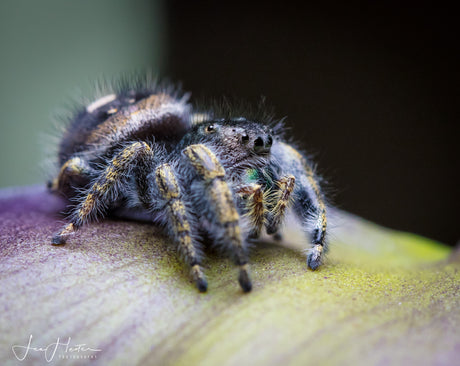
top-left (49, 79), bottom-right (328, 293)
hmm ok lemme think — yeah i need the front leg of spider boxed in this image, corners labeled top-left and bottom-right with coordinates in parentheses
top-left (267, 142), bottom-right (327, 270)
top-left (155, 164), bottom-right (208, 292)
top-left (298, 170), bottom-right (327, 271)
top-left (292, 161), bottom-right (327, 270)
top-left (51, 141), bottom-right (153, 244)
top-left (183, 144), bottom-right (252, 292)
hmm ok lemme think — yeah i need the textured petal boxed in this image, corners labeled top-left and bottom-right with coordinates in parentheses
top-left (0, 186), bottom-right (458, 365)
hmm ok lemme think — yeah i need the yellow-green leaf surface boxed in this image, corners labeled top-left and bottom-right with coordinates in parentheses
top-left (0, 186), bottom-right (458, 366)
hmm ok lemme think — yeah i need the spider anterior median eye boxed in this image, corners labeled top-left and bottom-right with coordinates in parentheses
top-left (267, 136), bottom-right (273, 147)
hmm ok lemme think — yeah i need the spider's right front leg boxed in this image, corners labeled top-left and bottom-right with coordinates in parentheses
top-left (155, 163), bottom-right (208, 292)
top-left (183, 144), bottom-right (252, 292)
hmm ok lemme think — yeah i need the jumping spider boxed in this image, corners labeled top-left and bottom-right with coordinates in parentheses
top-left (49, 79), bottom-right (327, 293)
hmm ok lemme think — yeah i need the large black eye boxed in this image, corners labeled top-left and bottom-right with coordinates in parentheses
top-left (267, 135), bottom-right (273, 147)
top-left (254, 137), bottom-right (264, 148)
top-left (205, 124), bottom-right (215, 133)
top-left (241, 134), bottom-right (249, 143)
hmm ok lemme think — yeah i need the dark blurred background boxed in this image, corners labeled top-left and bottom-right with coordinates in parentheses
top-left (0, 1), bottom-right (458, 246)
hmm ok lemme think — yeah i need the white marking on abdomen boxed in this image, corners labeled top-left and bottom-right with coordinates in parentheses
top-left (86, 94), bottom-right (117, 113)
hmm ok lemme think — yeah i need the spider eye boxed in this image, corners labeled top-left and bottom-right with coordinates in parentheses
top-left (205, 124), bottom-right (215, 133)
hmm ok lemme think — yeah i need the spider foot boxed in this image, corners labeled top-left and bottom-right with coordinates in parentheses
top-left (273, 232), bottom-right (283, 241)
top-left (238, 264), bottom-right (252, 293)
top-left (307, 244), bottom-right (323, 270)
top-left (247, 229), bottom-right (260, 241)
top-left (191, 264), bottom-right (208, 293)
top-left (51, 223), bottom-right (76, 245)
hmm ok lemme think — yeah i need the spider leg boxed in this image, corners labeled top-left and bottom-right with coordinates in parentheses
top-left (183, 144), bottom-right (252, 292)
top-left (48, 156), bottom-right (94, 197)
top-left (294, 167), bottom-right (327, 270)
top-left (155, 163), bottom-right (207, 292)
top-left (236, 184), bottom-right (265, 240)
top-left (265, 175), bottom-right (296, 236)
top-left (274, 142), bottom-right (327, 270)
top-left (51, 141), bottom-right (153, 244)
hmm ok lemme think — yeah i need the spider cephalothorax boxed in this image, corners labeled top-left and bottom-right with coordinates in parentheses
top-left (49, 78), bottom-right (328, 293)
top-left (175, 118), bottom-right (274, 181)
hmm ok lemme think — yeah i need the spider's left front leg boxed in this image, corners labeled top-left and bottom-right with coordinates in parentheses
top-left (183, 144), bottom-right (252, 292)
top-left (272, 143), bottom-right (327, 270)
top-left (293, 168), bottom-right (327, 270)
